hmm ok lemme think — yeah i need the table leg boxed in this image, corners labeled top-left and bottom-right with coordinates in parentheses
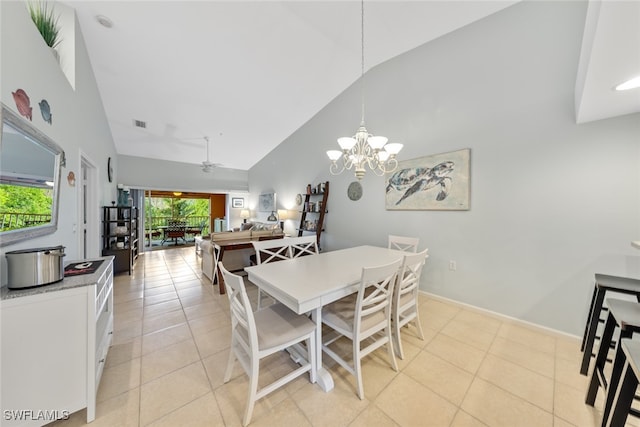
top-left (312, 307), bottom-right (334, 392)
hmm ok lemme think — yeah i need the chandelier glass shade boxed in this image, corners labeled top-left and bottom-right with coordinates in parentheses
top-left (327, 0), bottom-right (402, 180)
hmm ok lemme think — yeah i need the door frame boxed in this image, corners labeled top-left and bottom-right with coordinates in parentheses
top-left (78, 151), bottom-right (100, 259)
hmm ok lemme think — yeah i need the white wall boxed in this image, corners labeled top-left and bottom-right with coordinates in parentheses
top-left (1, 2), bottom-right (117, 270)
top-left (248, 1), bottom-right (640, 335)
top-left (117, 154), bottom-right (248, 193)
top-left (0, 3), bottom-right (250, 272)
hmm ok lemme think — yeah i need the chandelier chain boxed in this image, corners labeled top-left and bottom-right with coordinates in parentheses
top-left (326, 0), bottom-right (403, 180)
top-left (360, 0), bottom-right (365, 124)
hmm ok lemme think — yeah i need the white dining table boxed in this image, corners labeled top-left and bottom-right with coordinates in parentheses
top-left (244, 245), bottom-right (407, 392)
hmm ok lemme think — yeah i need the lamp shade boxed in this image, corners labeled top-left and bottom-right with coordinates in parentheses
top-left (326, 150), bottom-right (342, 161)
top-left (277, 209), bottom-right (288, 220)
top-left (383, 143), bottom-right (403, 155)
top-left (377, 151), bottom-right (390, 162)
top-left (367, 136), bottom-right (388, 150)
top-left (240, 209), bottom-right (250, 219)
top-left (337, 137), bottom-right (357, 150)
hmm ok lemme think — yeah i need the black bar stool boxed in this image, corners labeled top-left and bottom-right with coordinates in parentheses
top-left (581, 274), bottom-right (640, 375)
top-left (603, 338), bottom-right (640, 427)
top-left (585, 299), bottom-right (640, 417)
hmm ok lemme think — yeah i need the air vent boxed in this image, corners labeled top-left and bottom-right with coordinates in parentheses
top-left (133, 119), bottom-right (146, 129)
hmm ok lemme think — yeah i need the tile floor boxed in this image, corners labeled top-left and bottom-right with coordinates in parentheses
top-left (49, 247), bottom-right (636, 427)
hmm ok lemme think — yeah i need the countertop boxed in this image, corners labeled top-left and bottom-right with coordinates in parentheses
top-left (1, 256), bottom-right (113, 300)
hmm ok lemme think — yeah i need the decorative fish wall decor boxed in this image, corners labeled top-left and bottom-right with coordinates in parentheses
top-left (12, 89), bottom-right (32, 121)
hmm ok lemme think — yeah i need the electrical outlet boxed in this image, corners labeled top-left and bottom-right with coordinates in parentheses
top-left (449, 260), bottom-right (457, 271)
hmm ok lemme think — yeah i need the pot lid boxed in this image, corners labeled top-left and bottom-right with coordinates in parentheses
top-left (6, 245), bottom-right (65, 255)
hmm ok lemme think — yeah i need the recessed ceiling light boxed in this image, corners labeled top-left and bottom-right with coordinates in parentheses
top-left (614, 75), bottom-right (640, 91)
top-left (96, 15), bottom-right (113, 28)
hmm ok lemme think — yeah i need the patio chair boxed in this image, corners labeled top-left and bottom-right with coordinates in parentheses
top-left (161, 220), bottom-right (186, 245)
top-left (144, 229), bottom-right (161, 246)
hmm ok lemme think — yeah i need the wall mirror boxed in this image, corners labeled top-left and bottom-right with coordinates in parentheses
top-left (0, 103), bottom-right (65, 247)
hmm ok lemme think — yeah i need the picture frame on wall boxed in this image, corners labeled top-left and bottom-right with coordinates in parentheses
top-left (258, 193), bottom-right (276, 212)
top-left (385, 148), bottom-right (470, 210)
top-left (231, 197), bottom-right (244, 208)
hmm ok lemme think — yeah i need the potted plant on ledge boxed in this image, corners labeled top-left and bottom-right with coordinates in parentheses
top-left (27, 1), bottom-right (62, 61)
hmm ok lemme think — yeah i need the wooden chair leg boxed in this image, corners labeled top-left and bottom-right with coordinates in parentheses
top-left (582, 288), bottom-right (606, 375)
top-left (582, 285), bottom-right (599, 351)
top-left (387, 329), bottom-right (398, 372)
top-left (602, 340), bottom-right (629, 424)
top-left (414, 310), bottom-right (425, 341)
top-left (354, 342), bottom-right (364, 400)
top-left (604, 362), bottom-right (638, 427)
top-left (224, 336), bottom-right (237, 383)
top-left (586, 313), bottom-right (616, 404)
top-left (394, 316), bottom-right (404, 360)
top-left (243, 361), bottom-right (259, 427)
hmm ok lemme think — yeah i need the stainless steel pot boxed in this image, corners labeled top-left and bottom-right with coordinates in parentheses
top-left (5, 245), bottom-right (66, 289)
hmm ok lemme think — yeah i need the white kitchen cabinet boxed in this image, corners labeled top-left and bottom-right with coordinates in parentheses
top-left (1, 258), bottom-right (113, 427)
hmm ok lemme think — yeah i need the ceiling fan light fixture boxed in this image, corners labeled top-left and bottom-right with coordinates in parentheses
top-left (201, 136), bottom-right (222, 172)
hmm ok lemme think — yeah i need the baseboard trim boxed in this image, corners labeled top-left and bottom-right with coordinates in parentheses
top-left (419, 290), bottom-right (580, 341)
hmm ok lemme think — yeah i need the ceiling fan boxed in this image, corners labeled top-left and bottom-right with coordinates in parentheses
top-left (201, 136), bottom-right (222, 172)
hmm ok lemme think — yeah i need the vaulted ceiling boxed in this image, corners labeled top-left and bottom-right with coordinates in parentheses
top-left (63, 1), bottom-right (640, 171)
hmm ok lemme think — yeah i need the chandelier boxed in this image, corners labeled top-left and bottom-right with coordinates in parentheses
top-left (326, 0), bottom-right (402, 180)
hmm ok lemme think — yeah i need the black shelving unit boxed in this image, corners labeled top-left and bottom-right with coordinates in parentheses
top-left (101, 206), bottom-right (139, 275)
top-left (297, 181), bottom-right (329, 250)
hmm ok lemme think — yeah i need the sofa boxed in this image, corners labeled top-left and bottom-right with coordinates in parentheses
top-left (201, 222), bottom-right (284, 282)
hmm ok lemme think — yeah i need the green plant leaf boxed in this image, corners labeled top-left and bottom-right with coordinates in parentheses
top-left (27, 1), bottom-right (61, 49)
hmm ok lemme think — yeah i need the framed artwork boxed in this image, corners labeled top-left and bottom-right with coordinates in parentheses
top-left (385, 148), bottom-right (470, 210)
top-left (231, 197), bottom-right (244, 208)
top-left (258, 193), bottom-right (276, 212)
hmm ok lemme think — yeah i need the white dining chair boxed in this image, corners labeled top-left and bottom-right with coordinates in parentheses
top-left (388, 234), bottom-right (419, 252)
top-left (220, 262), bottom-right (316, 426)
top-left (251, 239), bottom-right (292, 309)
top-left (287, 235), bottom-right (320, 258)
top-left (321, 259), bottom-right (401, 399)
top-left (393, 249), bottom-right (429, 359)
top-left (212, 242), bottom-right (222, 284)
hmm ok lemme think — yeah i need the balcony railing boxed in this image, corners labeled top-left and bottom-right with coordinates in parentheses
top-left (0, 212), bottom-right (52, 231)
top-left (146, 215), bottom-right (210, 232)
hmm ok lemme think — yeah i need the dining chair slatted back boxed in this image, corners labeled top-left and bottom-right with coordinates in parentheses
top-left (212, 243), bottom-right (222, 285)
top-left (251, 239), bottom-right (293, 309)
top-left (220, 262), bottom-right (316, 427)
top-left (393, 249), bottom-right (429, 359)
top-left (388, 235), bottom-right (419, 253)
top-left (321, 259), bottom-right (401, 399)
top-left (223, 262), bottom-right (255, 356)
top-left (288, 235), bottom-right (320, 258)
top-left (252, 239), bottom-right (292, 265)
